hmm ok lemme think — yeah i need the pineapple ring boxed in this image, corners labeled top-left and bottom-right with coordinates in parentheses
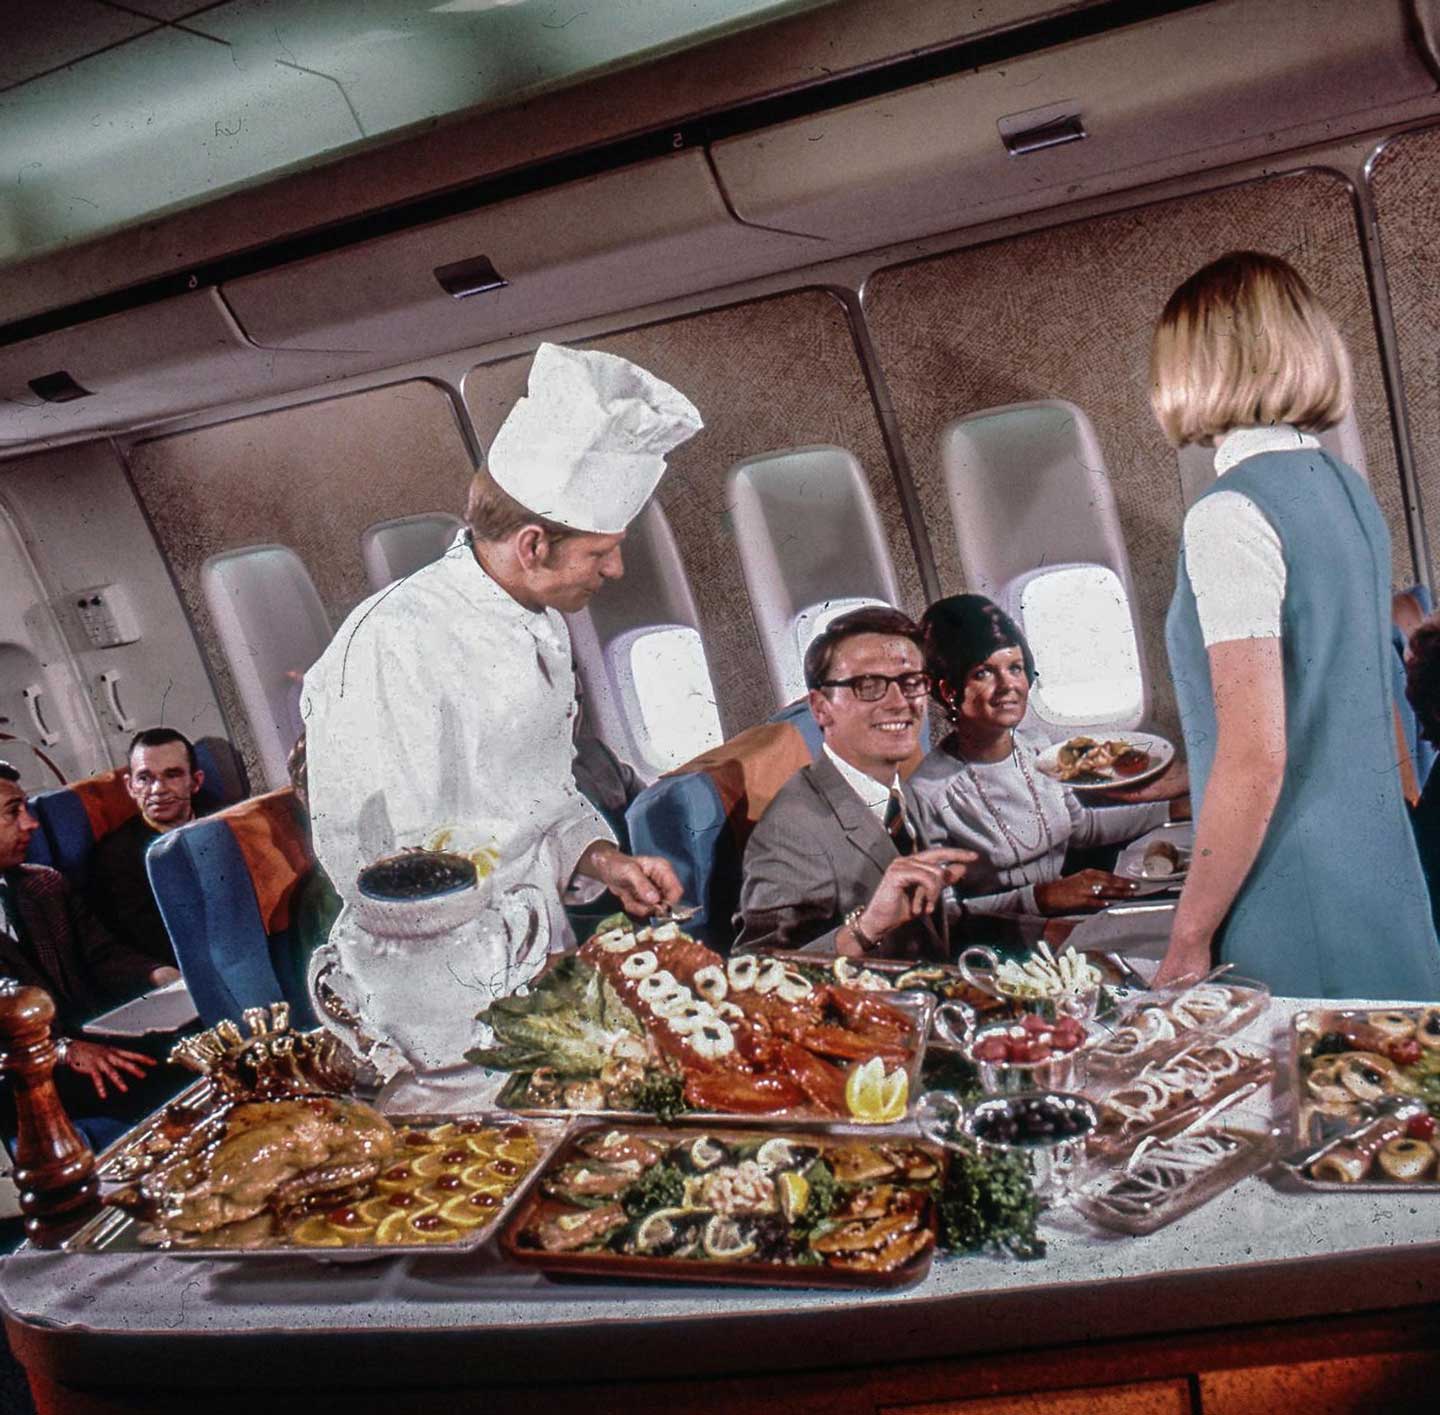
top-left (621, 950), bottom-right (659, 981)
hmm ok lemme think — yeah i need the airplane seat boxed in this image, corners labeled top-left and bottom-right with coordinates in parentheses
top-left (25, 739), bottom-right (241, 893)
top-left (627, 721), bottom-right (816, 953)
top-left (360, 512), bottom-right (464, 592)
top-left (146, 789), bottom-right (320, 1030)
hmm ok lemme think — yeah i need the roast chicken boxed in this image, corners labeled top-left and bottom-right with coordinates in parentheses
top-left (120, 1095), bottom-right (396, 1237)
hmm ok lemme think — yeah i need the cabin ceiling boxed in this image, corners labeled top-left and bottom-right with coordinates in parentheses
top-left (0, 0), bottom-right (836, 270)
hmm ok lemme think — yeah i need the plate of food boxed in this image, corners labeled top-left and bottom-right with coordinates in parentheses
top-left (474, 919), bottom-right (931, 1127)
top-left (500, 1122), bottom-right (942, 1288)
top-left (1034, 732), bottom-right (1174, 792)
top-left (1114, 821), bottom-right (1193, 886)
top-left (71, 1098), bottom-right (567, 1257)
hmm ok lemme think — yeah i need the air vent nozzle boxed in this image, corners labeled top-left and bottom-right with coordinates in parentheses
top-left (998, 101), bottom-right (1086, 157)
top-left (27, 370), bottom-right (93, 403)
top-left (434, 255), bottom-right (508, 299)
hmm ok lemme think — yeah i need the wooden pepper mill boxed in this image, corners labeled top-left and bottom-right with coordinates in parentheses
top-left (0, 978), bottom-right (99, 1245)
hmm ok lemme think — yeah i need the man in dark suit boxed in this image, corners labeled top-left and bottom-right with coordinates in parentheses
top-left (0, 762), bottom-right (178, 1104)
top-left (735, 607), bottom-right (974, 958)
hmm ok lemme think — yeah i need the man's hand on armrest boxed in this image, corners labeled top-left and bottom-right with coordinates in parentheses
top-left (577, 841), bottom-right (683, 917)
top-left (148, 966), bottom-right (182, 988)
top-left (60, 1039), bottom-right (156, 1101)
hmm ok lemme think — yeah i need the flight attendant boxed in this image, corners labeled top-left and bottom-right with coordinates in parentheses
top-left (1150, 252), bottom-right (1440, 999)
top-left (301, 344), bottom-right (698, 994)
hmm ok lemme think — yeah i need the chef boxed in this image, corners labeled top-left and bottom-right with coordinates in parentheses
top-left (300, 343), bottom-right (698, 1015)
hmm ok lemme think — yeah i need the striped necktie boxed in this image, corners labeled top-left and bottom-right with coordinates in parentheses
top-left (884, 787), bottom-right (916, 857)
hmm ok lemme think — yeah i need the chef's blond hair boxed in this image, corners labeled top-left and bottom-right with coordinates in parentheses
top-left (466, 466), bottom-right (577, 546)
top-left (1150, 251), bottom-right (1352, 448)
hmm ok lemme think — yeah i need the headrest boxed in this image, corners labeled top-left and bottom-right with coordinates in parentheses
top-left (69, 767), bottom-right (137, 841)
top-left (214, 789), bottom-right (312, 935)
top-left (670, 722), bottom-right (814, 847)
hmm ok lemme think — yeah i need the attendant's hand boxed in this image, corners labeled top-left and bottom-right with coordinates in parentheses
top-left (1153, 927), bottom-right (1213, 989)
top-left (1095, 759), bottom-right (1190, 805)
top-left (149, 966), bottom-right (182, 987)
top-left (1034, 869), bottom-right (1138, 916)
top-left (61, 1040), bottom-right (156, 1101)
top-left (581, 842), bottom-right (683, 917)
top-left (858, 848), bottom-right (976, 939)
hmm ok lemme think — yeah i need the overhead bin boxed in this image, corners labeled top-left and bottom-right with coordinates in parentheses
top-left (221, 150), bottom-right (819, 356)
top-left (0, 290), bottom-right (369, 447)
top-left (709, 0), bottom-right (1435, 249)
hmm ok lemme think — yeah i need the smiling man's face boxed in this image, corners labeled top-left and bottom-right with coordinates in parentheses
top-left (809, 632), bottom-right (925, 782)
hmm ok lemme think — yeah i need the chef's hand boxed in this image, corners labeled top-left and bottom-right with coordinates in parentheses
top-left (1034, 869), bottom-right (1138, 916)
top-left (579, 842), bottom-right (683, 917)
top-left (61, 1040), bottom-right (155, 1101)
top-left (859, 848), bottom-right (976, 939)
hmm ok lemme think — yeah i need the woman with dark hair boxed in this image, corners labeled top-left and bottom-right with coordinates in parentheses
top-left (907, 595), bottom-right (1170, 917)
top-left (1154, 250), bottom-right (1440, 997)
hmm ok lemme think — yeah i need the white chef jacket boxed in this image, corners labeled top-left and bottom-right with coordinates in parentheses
top-left (300, 530), bottom-right (614, 951)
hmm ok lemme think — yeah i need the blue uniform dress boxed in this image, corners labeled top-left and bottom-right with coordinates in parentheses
top-left (1166, 447), bottom-right (1440, 1000)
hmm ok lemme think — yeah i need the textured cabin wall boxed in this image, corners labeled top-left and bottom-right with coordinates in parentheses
top-left (864, 168), bottom-right (1404, 737)
top-left (1371, 124), bottom-right (1440, 573)
top-left (463, 289), bottom-right (922, 738)
top-left (126, 379), bottom-right (476, 782)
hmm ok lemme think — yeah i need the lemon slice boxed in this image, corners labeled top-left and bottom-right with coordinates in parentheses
top-left (440, 1192), bottom-right (504, 1229)
top-left (411, 1147), bottom-right (472, 1180)
top-left (777, 1170), bottom-right (810, 1223)
top-left (845, 1057), bottom-right (909, 1124)
top-left (702, 1214), bottom-right (757, 1261)
top-left (290, 1215), bottom-right (345, 1247)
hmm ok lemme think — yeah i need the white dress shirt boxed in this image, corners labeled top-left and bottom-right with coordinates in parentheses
top-left (1183, 425), bottom-right (1320, 645)
top-left (822, 743), bottom-right (898, 825)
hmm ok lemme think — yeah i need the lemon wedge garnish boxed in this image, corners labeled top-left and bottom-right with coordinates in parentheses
top-left (845, 1056), bottom-right (909, 1124)
top-left (778, 1170), bottom-right (810, 1222)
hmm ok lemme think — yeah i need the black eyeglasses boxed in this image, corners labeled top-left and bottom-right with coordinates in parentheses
top-left (819, 672), bottom-right (931, 702)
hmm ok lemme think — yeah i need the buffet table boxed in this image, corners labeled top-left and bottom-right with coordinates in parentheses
top-left (6, 998), bottom-right (1440, 1415)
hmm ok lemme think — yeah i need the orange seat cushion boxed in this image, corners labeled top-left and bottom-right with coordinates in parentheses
top-left (670, 722), bottom-right (815, 851)
top-left (69, 767), bottom-right (140, 840)
top-left (217, 789), bottom-right (313, 934)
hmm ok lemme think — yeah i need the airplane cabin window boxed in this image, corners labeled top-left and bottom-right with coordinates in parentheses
top-left (611, 625), bottom-right (724, 776)
top-left (360, 512), bottom-right (465, 592)
top-left (729, 446), bottom-right (903, 709)
top-left (200, 545), bottom-right (332, 790)
top-left (1007, 563), bottom-right (1144, 730)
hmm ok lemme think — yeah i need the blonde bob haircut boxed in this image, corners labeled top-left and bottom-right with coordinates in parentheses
top-left (1149, 251), bottom-right (1352, 449)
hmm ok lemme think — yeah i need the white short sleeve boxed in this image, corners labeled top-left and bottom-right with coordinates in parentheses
top-left (1183, 490), bottom-right (1285, 645)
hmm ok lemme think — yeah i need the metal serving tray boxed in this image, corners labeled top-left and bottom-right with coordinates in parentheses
top-left (498, 1120), bottom-right (942, 1289)
top-left (65, 1112), bottom-right (569, 1260)
top-left (1085, 976), bottom-right (1270, 1079)
top-left (497, 991), bottom-right (934, 1129)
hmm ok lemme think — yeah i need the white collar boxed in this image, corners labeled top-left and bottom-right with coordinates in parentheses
top-left (449, 529), bottom-right (565, 651)
top-left (1214, 424), bottom-right (1320, 476)
top-left (822, 743), bottom-right (897, 810)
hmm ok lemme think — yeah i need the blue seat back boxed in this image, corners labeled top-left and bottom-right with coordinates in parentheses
top-left (147, 789), bottom-right (318, 1029)
top-left (1395, 584), bottom-right (1437, 792)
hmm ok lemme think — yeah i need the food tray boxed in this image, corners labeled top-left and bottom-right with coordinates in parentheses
top-left (1085, 976), bottom-right (1270, 1079)
top-left (1280, 1104), bottom-right (1440, 1192)
top-left (1087, 1042), bottom-right (1275, 1161)
top-left (1075, 1121), bottom-right (1277, 1235)
top-left (1291, 1006), bottom-right (1440, 1143)
top-left (66, 1112), bottom-right (569, 1260)
top-left (498, 991), bottom-right (934, 1127)
top-left (498, 1121), bottom-right (942, 1289)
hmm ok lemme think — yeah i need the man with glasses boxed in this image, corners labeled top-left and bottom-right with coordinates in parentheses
top-left (735, 607), bottom-right (974, 957)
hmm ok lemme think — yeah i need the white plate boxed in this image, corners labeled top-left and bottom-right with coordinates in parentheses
top-left (1114, 820), bottom-right (1194, 885)
top-left (1034, 731), bottom-right (1174, 793)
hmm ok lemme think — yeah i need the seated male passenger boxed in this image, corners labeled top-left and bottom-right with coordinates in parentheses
top-left (92, 728), bottom-right (209, 968)
top-left (735, 607), bottom-right (974, 958)
top-left (0, 761), bottom-right (179, 1105)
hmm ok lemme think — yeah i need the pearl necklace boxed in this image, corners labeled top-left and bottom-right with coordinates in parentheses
top-left (955, 735), bottom-right (1055, 866)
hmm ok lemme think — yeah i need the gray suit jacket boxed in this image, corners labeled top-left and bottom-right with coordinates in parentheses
top-left (733, 754), bottom-right (946, 959)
